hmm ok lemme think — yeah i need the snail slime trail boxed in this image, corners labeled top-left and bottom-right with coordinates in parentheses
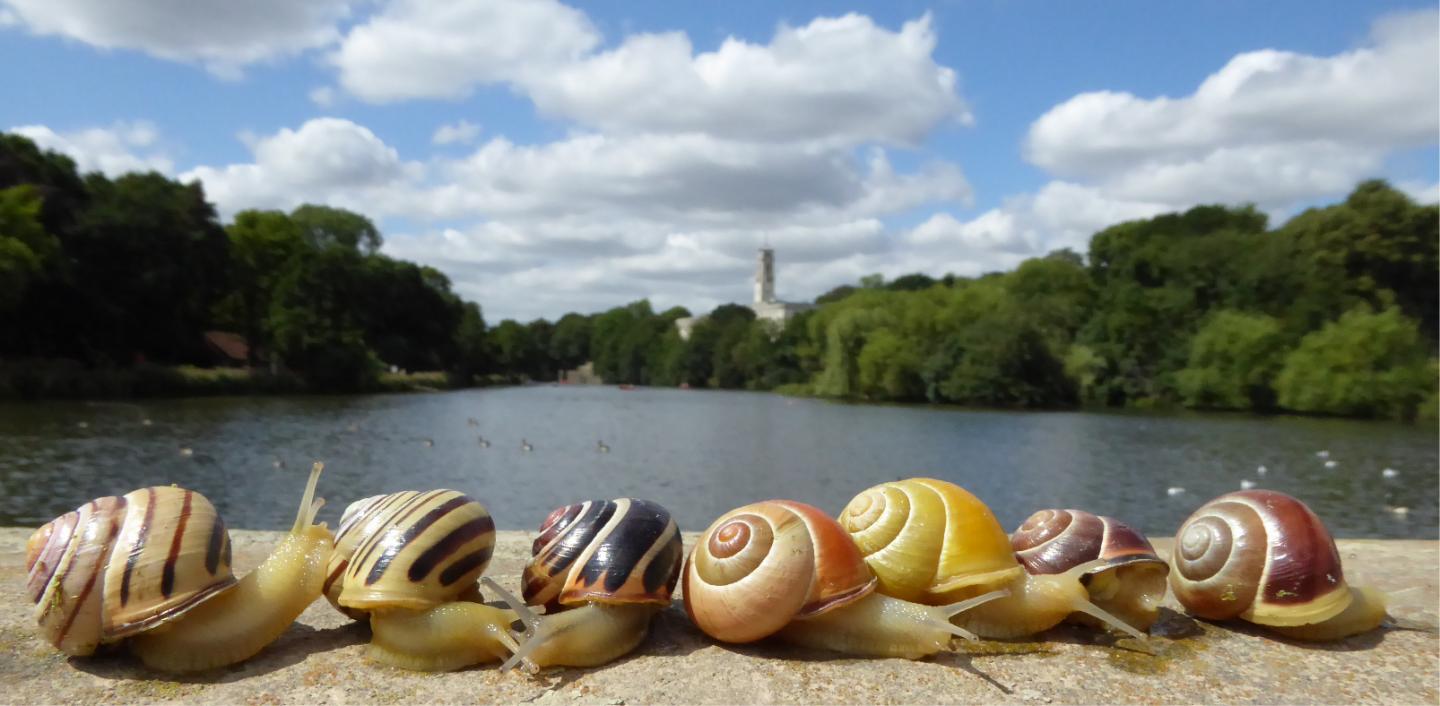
top-left (684, 500), bottom-right (1008, 660)
top-left (840, 478), bottom-right (1148, 642)
top-left (130, 462), bottom-right (335, 672)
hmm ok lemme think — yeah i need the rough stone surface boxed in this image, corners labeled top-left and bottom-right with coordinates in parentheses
top-left (5, 529), bottom-right (1437, 705)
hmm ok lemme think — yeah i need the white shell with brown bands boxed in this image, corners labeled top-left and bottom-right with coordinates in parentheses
top-left (26, 487), bottom-right (237, 656)
top-left (523, 498), bottom-right (682, 611)
top-left (326, 489), bottom-right (496, 615)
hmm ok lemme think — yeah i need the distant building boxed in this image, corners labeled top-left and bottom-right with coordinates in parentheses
top-left (748, 247), bottom-right (813, 326)
top-left (676, 247), bottom-right (813, 340)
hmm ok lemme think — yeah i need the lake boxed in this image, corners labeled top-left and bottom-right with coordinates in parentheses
top-left (1, 386), bottom-right (1434, 539)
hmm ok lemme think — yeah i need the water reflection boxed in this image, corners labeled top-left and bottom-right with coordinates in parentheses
top-left (0, 387), bottom-right (1434, 538)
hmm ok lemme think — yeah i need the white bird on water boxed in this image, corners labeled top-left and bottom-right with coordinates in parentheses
top-left (141, 418), bottom-right (153, 426)
top-left (1323, 460), bottom-right (1338, 469)
top-left (1316, 450), bottom-right (1330, 459)
top-left (1240, 479), bottom-right (1257, 490)
top-left (1256, 465), bottom-right (1267, 476)
top-left (1167, 487), bottom-right (1186, 497)
top-left (521, 439), bottom-right (533, 452)
top-left (596, 440), bottom-right (610, 453)
top-left (477, 436), bottom-right (490, 448)
top-left (1388, 505), bottom-right (1410, 516)
top-left (178, 446), bottom-right (194, 457)
top-left (1381, 468), bottom-right (1399, 479)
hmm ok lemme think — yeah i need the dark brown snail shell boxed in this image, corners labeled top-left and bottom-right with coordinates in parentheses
top-left (524, 498), bottom-right (683, 612)
top-left (1011, 508), bottom-right (1169, 632)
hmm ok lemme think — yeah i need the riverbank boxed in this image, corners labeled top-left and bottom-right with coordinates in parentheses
top-left (0, 361), bottom-right (501, 400)
top-left (4, 529), bottom-right (1436, 704)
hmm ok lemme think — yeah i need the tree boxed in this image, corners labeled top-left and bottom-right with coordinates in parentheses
top-left (1175, 311), bottom-right (1288, 410)
top-left (0, 185), bottom-right (57, 312)
top-left (549, 313), bottom-right (593, 371)
top-left (290, 205), bottom-right (382, 254)
top-left (451, 302), bottom-right (488, 382)
top-left (1275, 307), bottom-right (1434, 419)
top-left (268, 247), bottom-right (377, 391)
top-left (222, 210), bottom-right (309, 365)
top-left (489, 320), bottom-right (538, 379)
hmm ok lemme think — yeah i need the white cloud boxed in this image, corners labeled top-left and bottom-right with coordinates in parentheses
top-left (11, 121), bottom-right (173, 176)
top-left (1398, 180), bottom-right (1440, 204)
top-left (180, 118), bottom-right (420, 218)
top-left (329, 0), bottom-right (599, 102)
top-left (522, 14), bottom-right (967, 145)
top-left (308, 86), bottom-right (336, 107)
top-left (1, 0), bottom-right (353, 76)
top-left (432, 120), bottom-right (481, 146)
top-left (1025, 9), bottom-right (1438, 208)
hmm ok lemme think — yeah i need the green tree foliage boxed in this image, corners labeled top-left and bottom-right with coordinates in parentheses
top-left (549, 313), bottom-right (593, 372)
top-left (267, 248), bottom-right (377, 391)
top-left (1275, 307), bottom-right (1434, 420)
top-left (290, 204), bottom-right (383, 254)
top-left (0, 185), bottom-right (58, 311)
top-left (1175, 311), bottom-right (1288, 410)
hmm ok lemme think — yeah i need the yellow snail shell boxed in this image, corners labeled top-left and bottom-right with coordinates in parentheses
top-left (839, 478), bottom-right (1148, 640)
top-left (500, 498), bottom-right (683, 671)
top-left (1010, 508), bottom-right (1169, 631)
top-left (1170, 489), bottom-right (1386, 640)
top-left (27, 487), bottom-right (235, 656)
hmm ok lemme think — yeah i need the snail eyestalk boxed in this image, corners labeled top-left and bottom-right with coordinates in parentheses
top-left (778, 588), bottom-right (1010, 659)
top-left (129, 462), bottom-right (335, 672)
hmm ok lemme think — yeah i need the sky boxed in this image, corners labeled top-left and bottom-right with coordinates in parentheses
top-left (1, 1), bottom-right (1436, 322)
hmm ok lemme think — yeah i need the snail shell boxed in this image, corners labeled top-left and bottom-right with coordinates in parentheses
top-left (523, 498), bottom-right (682, 612)
top-left (1011, 508), bottom-right (1169, 630)
top-left (838, 478), bottom-right (1023, 603)
top-left (684, 499), bottom-right (876, 643)
top-left (323, 490), bottom-right (496, 617)
top-left (26, 487), bottom-right (236, 656)
top-left (1170, 489), bottom-right (1350, 627)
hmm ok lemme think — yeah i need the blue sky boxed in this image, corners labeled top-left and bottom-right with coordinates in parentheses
top-left (2, 0), bottom-right (1436, 320)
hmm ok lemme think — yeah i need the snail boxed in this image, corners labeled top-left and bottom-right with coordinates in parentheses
top-left (25, 462), bottom-right (333, 672)
top-left (495, 498), bottom-right (683, 672)
top-left (838, 478), bottom-right (1148, 640)
top-left (1169, 489), bottom-right (1387, 640)
top-left (1010, 508), bottom-right (1169, 632)
top-left (683, 499), bottom-right (1008, 659)
top-left (323, 489), bottom-right (522, 671)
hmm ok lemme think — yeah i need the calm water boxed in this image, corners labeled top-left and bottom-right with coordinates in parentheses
top-left (1, 386), bottom-right (1435, 539)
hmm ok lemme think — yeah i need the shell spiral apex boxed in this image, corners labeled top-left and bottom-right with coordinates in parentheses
top-left (684, 499), bottom-right (876, 644)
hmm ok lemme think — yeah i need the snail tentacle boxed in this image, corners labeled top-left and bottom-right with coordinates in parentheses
top-left (129, 462), bottom-right (336, 672)
top-left (368, 602), bottom-right (522, 672)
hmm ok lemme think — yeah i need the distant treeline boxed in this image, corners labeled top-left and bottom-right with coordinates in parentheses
top-left (2, 131), bottom-right (1435, 419)
top-left (487, 181), bottom-right (1438, 421)
top-left (0, 133), bottom-right (486, 395)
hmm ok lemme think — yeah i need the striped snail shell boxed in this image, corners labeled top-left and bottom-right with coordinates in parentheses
top-left (523, 498), bottom-right (683, 612)
top-left (496, 498), bottom-right (684, 672)
top-left (684, 499), bottom-right (876, 643)
top-left (324, 490), bottom-right (496, 618)
top-left (26, 487), bottom-right (236, 656)
top-left (1011, 508), bottom-right (1169, 631)
top-left (1170, 489), bottom-right (1385, 639)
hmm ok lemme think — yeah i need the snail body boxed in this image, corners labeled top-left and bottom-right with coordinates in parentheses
top-left (1169, 489), bottom-right (1386, 640)
top-left (499, 498), bottom-right (683, 672)
top-left (324, 489), bottom-right (520, 671)
top-left (1010, 508), bottom-right (1169, 632)
top-left (26, 463), bottom-right (333, 672)
top-left (684, 499), bottom-right (1006, 659)
top-left (839, 478), bottom-right (1147, 640)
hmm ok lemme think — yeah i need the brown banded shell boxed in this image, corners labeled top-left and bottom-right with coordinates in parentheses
top-left (1170, 489), bottom-right (1350, 627)
top-left (1011, 508), bottom-right (1169, 631)
top-left (683, 500), bottom-right (877, 643)
top-left (523, 498), bottom-right (682, 612)
top-left (325, 490), bottom-right (496, 616)
top-left (26, 487), bottom-right (237, 656)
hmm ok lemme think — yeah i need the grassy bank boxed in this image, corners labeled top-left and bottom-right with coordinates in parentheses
top-left (0, 360), bottom-right (489, 400)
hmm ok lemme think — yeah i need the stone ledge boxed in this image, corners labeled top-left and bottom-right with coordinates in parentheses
top-left (4, 529), bottom-right (1437, 705)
